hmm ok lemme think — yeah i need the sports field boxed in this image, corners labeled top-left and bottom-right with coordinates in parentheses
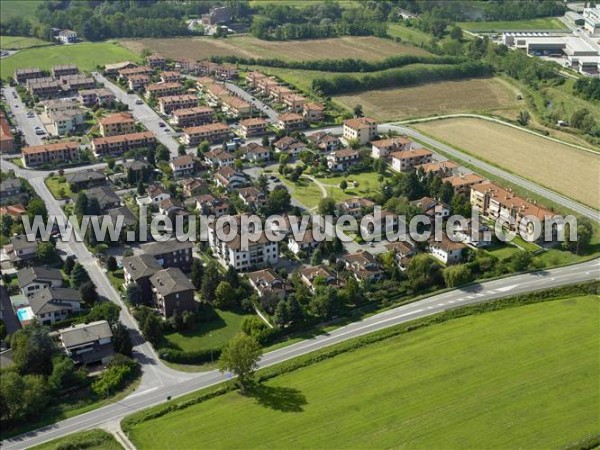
top-left (458, 17), bottom-right (567, 31)
top-left (120, 35), bottom-right (429, 62)
top-left (414, 118), bottom-right (600, 209)
top-left (334, 78), bottom-right (520, 121)
top-left (0, 42), bottom-right (140, 79)
top-left (126, 295), bottom-right (600, 449)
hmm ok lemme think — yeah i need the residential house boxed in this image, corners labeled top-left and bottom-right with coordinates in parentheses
top-left (246, 71), bottom-right (267, 88)
top-left (277, 113), bottom-right (305, 131)
top-left (159, 197), bottom-right (184, 216)
top-left (118, 66), bottom-right (153, 81)
top-left (238, 186), bottom-right (266, 210)
top-left (17, 266), bottom-right (63, 296)
top-left (48, 108), bottom-right (85, 136)
top-left (452, 219), bottom-right (492, 248)
top-left (308, 131), bottom-right (340, 153)
top-left (170, 154), bottom-right (195, 178)
top-left (415, 160), bottom-right (458, 178)
top-left (239, 118), bottom-right (267, 138)
top-left (147, 54), bottom-right (166, 69)
top-left (104, 61), bottom-right (137, 76)
top-left (242, 143), bottom-right (271, 162)
top-left (123, 160), bottom-right (151, 183)
top-left (58, 320), bottom-right (114, 366)
top-left (145, 82), bottom-right (183, 99)
top-left (137, 184), bottom-right (171, 207)
top-left (0, 204), bottom-right (26, 219)
top-left (270, 85), bottom-right (293, 103)
top-left (140, 239), bottom-right (193, 271)
top-left (128, 74), bottom-right (151, 91)
top-left (59, 74), bottom-right (95, 92)
top-left (371, 136), bottom-right (413, 159)
top-left (159, 94), bottom-right (198, 115)
top-left (327, 149), bottom-right (360, 172)
top-left (14, 67), bottom-right (43, 84)
top-left (273, 136), bottom-right (307, 157)
top-left (85, 186), bottom-right (121, 212)
top-left (22, 141), bottom-right (79, 167)
top-left (0, 179), bottom-right (24, 204)
top-left (183, 123), bottom-right (229, 145)
top-left (204, 148), bottom-right (235, 167)
top-left (288, 228), bottom-right (320, 256)
top-left (65, 169), bottom-right (106, 191)
top-left (150, 268), bottom-right (196, 318)
top-left (257, 78), bottom-right (279, 96)
top-left (3, 235), bottom-right (39, 264)
top-left (78, 88), bottom-right (115, 107)
top-left (442, 173), bottom-right (486, 195)
top-left (201, 6), bottom-right (232, 25)
top-left (103, 205), bottom-right (138, 231)
top-left (0, 285), bottom-right (20, 336)
top-left (410, 196), bottom-right (451, 221)
top-left (160, 71), bottom-right (181, 83)
top-left (57, 29), bottom-right (77, 44)
top-left (214, 166), bottom-right (248, 189)
top-left (247, 269), bottom-right (290, 299)
top-left (299, 265), bottom-right (338, 292)
top-left (204, 83), bottom-right (230, 102)
top-left (360, 209), bottom-right (400, 238)
top-left (391, 148), bottom-right (433, 172)
top-left (182, 178), bottom-right (209, 198)
top-left (336, 197), bottom-right (375, 219)
top-left (52, 64), bottom-right (78, 78)
top-left (221, 96), bottom-right (252, 118)
top-left (342, 251), bottom-right (384, 282)
top-left (208, 215), bottom-right (279, 271)
top-left (283, 94), bottom-right (306, 113)
top-left (213, 64), bottom-right (238, 80)
top-left (92, 131), bottom-right (155, 157)
top-left (428, 233), bottom-right (467, 264)
top-left (123, 254), bottom-right (162, 300)
top-left (194, 194), bottom-right (229, 217)
top-left (0, 112), bottom-right (15, 153)
top-left (342, 117), bottom-right (378, 145)
top-left (171, 107), bottom-right (213, 127)
top-left (28, 287), bottom-right (81, 325)
top-left (384, 241), bottom-right (417, 271)
top-left (27, 79), bottom-right (63, 98)
top-left (303, 102), bottom-right (325, 122)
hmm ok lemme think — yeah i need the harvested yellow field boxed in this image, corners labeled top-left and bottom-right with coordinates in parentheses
top-left (334, 78), bottom-right (520, 121)
top-left (414, 118), bottom-right (600, 210)
top-left (120, 35), bottom-right (429, 62)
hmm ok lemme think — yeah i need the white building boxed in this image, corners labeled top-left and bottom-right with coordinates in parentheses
top-left (584, 6), bottom-right (600, 35)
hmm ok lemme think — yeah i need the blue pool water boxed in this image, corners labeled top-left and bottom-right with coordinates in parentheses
top-left (17, 308), bottom-right (32, 321)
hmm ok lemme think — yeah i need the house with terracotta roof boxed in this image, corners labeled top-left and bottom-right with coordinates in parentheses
top-left (147, 54), bottom-right (166, 69)
top-left (159, 94), bottom-right (198, 115)
top-left (160, 71), bottom-right (181, 83)
top-left (299, 265), bottom-right (338, 292)
top-left (288, 228), bottom-right (320, 256)
top-left (194, 194), bottom-right (229, 217)
top-left (239, 118), bottom-right (267, 137)
top-left (242, 143), bottom-right (271, 162)
top-left (273, 136), bottom-right (307, 157)
top-left (205, 83), bottom-right (230, 102)
top-left (342, 251), bottom-right (384, 282)
top-left (170, 154), bottom-right (195, 178)
top-left (410, 196), bottom-right (451, 220)
top-left (92, 131), bottom-right (155, 157)
top-left (204, 148), bottom-right (235, 167)
top-left (0, 112), bottom-right (15, 153)
top-left (442, 173), bottom-right (486, 194)
top-left (303, 102), bottom-right (325, 122)
top-left (384, 241), bottom-right (417, 271)
top-left (181, 178), bottom-right (209, 198)
top-left (14, 67), bottom-right (43, 84)
top-left (416, 160), bottom-right (459, 178)
top-left (171, 107), bottom-right (213, 127)
top-left (183, 123), bottom-right (229, 145)
top-left (246, 71), bottom-right (267, 88)
top-left (336, 197), bottom-right (375, 219)
top-left (214, 166), bottom-right (248, 189)
top-left (128, 74), bottom-right (151, 91)
top-left (78, 88), bottom-right (115, 107)
top-left (99, 112), bottom-right (136, 137)
top-left (238, 186), bottom-right (266, 210)
top-left (308, 131), bottom-right (340, 153)
top-left (22, 141), bottom-right (79, 167)
top-left (371, 136), bottom-right (412, 159)
top-left (283, 94), bottom-right (306, 113)
top-left (391, 148), bottom-right (433, 172)
top-left (145, 82), bottom-right (183, 99)
top-left (360, 209), bottom-right (400, 238)
top-left (247, 268), bottom-right (290, 299)
top-left (117, 66), bottom-right (152, 80)
top-left (277, 113), bottom-right (305, 131)
top-left (342, 117), bottom-right (378, 145)
top-left (428, 233), bottom-right (466, 264)
top-left (222, 96), bottom-right (252, 118)
top-left (270, 85), bottom-right (293, 102)
top-left (327, 149), bottom-right (360, 172)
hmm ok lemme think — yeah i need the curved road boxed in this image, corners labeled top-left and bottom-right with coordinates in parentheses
top-left (3, 258), bottom-right (599, 449)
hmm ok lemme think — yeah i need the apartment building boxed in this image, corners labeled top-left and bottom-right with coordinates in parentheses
top-left (49, 109), bottom-right (85, 136)
top-left (183, 122), bottom-right (229, 145)
top-left (415, 160), bottom-right (458, 178)
top-left (160, 71), bottom-right (181, 83)
top-left (147, 54), bottom-right (166, 69)
top-left (51, 64), bottom-right (78, 78)
top-left (391, 148), bottom-right (433, 172)
top-left (145, 82), bottom-right (183, 99)
top-left (123, 254), bottom-right (162, 300)
top-left (336, 197), bottom-right (375, 219)
top-left (283, 94), bottom-right (306, 113)
top-left (118, 66), bottom-right (153, 80)
top-left (221, 96), bottom-right (252, 118)
top-left (342, 117), bottom-right (378, 145)
top-left (442, 173), bottom-right (486, 195)
top-left (239, 117), bottom-right (267, 138)
top-left (158, 94), bottom-right (197, 115)
top-left (27, 79), bottom-right (63, 98)
top-left (277, 113), bottom-right (305, 131)
top-left (270, 85), bottom-right (293, 102)
top-left (371, 136), bottom-right (413, 159)
top-left (303, 102), bottom-right (325, 122)
top-left (22, 141), bottom-right (79, 167)
top-left (104, 61), bottom-right (137, 76)
top-left (246, 71), bottom-right (267, 88)
top-left (140, 239), bottom-right (193, 271)
top-left (99, 112), bottom-right (136, 137)
top-left (257, 78), bottom-right (279, 96)
top-left (78, 88), bottom-right (115, 107)
top-left (170, 154), bottom-right (195, 178)
top-left (327, 149), bottom-right (360, 172)
top-left (209, 215), bottom-right (279, 271)
top-left (92, 131), bottom-right (156, 157)
top-left (60, 74), bottom-right (95, 91)
top-left (14, 67), bottom-right (44, 84)
top-left (150, 268), bottom-right (196, 318)
top-left (171, 106), bottom-right (213, 127)
top-left (128, 74), bottom-right (150, 91)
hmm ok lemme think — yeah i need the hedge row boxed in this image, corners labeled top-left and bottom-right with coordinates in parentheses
top-left (212, 54), bottom-right (465, 73)
top-left (122, 281), bottom-right (598, 430)
top-left (312, 61), bottom-right (494, 95)
top-left (159, 348), bottom-right (222, 365)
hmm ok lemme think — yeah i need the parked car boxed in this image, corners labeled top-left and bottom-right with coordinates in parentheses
top-left (158, 122), bottom-right (166, 127)
top-left (135, 98), bottom-right (143, 105)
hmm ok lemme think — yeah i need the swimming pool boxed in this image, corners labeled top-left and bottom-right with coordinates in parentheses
top-left (16, 307), bottom-right (33, 322)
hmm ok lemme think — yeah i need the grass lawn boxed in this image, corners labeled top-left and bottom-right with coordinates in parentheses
top-left (277, 175), bottom-right (324, 209)
top-left (0, 0), bottom-right (43, 22)
top-left (31, 429), bottom-right (122, 450)
top-left (126, 295), bottom-right (600, 449)
top-left (386, 22), bottom-right (432, 46)
top-left (161, 309), bottom-right (251, 353)
top-left (457, 17), bottom-right (567, 31)
top-left (107, 269), bottom-right (125, 293)
top-left (484, 241), bottom-right (521, 261)
top-left (315, 171), bottom-right (383, 201)
top-left (45, 175), bottom-right (73, 199)
top-left (0, 41), bottom-right (140, 79)
top-left (0, 35), bottom-right (53, 50)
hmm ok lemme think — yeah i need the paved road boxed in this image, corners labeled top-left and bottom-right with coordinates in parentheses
top-left (4, 258), bottom-right (598, 449)
top-left (225, 81), bottom-right (279, 122)
top-left (92, 73), bottom-right (181, 158)
top-left (2, 86), bottom-right (45, 147)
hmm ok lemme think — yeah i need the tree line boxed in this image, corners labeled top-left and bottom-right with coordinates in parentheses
top-left (311, 61), bottom-right (493, 95)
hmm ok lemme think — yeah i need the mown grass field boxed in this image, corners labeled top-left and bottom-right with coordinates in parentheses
top-left (31, 429), bottom-right (122, 450)
top-left (0, 42), bottom-right (140, 79)
top-left (0, 0), bottom-right (42, 22)
top-left (414, 118), bottom-right (600, 210)
top-left (334, 77), bottom-right (520, 121)
top-left (127, 295), bottom-right (600, 449)
top-left (121, 35), bottom-right (429, 63)
top-left (0, 35), bottom-right (53, 50)
top-left (458, 17), bottom-right (567, 31)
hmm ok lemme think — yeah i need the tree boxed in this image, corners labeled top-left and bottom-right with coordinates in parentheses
top-left (317, 197), bottom-right (336, 215)
top-left (201, 263), bottom-right (221, 303)
top-left (261, 135), bottom-right (270, 147)
top-left (49, 356), bottom-right (85, 392)
top-left (450, 25), bottom-right (463, 40)
top-left (310, 248), bottom-right (322, 265)
top-left (125, 282), bottom-right (142, 307)
top-left (265, 185), bottom-right (291, 214)
top-left (36, 242), bottom-right (57, 264)
top-left (74, 192), bottom-right (89, 218)
top-left (106, 255), bottom-right (118, 272)
top-left (225, 266), bottom-right (240, 289)
top-left (70, 263), bottom-right (91, 288)
top-left (88, 302), bottom-right (121, 326)
top-left (215, 281), bottom-right (237, 309)
top-left (156, 145), bottom-right (170, 162)
top-left (353, 104), bottom-right (363, 118)
top-left (562, 217), bottom-right (593, 254)
top-left (190, 258), bottom-right (204, 290)
top-left (137, 179), bottom-right (145, 196)
top-left (79, 281), bottom-right (99, 307)
top-left (257, 174), bottom-right (269, 192)
top-left (198, 140), bottom-right (211, 156)
top-left (141, 313), bottom-right (163, 347)
top-left (273, 299), bottom-right (289, 327)
top-left (517, 110), bottom-right (530, 126)
top-left (112, 322), bottom-right (133, 357)
top-left (218, 332), bottom-right (263, 391)
top-left (27, 198), bottom-right (48, 223)
top-left (511, 251), bottom-right (533, 272)
top-left (63, 255), bottom-right (76, 275)
top-left (287, 296), bottom-right (304, 325)
top-left (443, 265), bottom-right (474, 288)
top-left (339, 179), bottom-right (348, 191)
top-left (11, 322), bottom-right (55, 376)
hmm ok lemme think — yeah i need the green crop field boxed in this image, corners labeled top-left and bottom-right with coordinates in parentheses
top-left (458, 17), bottom-right (567, 31)
top-left (0, 42), bottom-right (140, 79)
top-left (0, 0), bottom-right (43, 22)
top-left (126, 295), bottom-right (600, 449)
top-left (31, 429), bottom-right (122, 450)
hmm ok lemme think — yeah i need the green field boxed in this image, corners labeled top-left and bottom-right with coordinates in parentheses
top-left (161, 309), bottom-right (251, 353)
top-left (458, 17), bottom-right (567, 31)
top-left (0, 35), bottom-right (53, 50)
top-left (386, 23), bottom-right (433, 46)
top-left (0, 0), bottom-right (42, 22)
top-left (0, 42), bottom-right (140, 79)
top-left (126, 295), bottom-right (600, 449)
top-left (31, 429), bottom-right (122, 450)
top-left (45, 175), bottom-right (73, 199)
